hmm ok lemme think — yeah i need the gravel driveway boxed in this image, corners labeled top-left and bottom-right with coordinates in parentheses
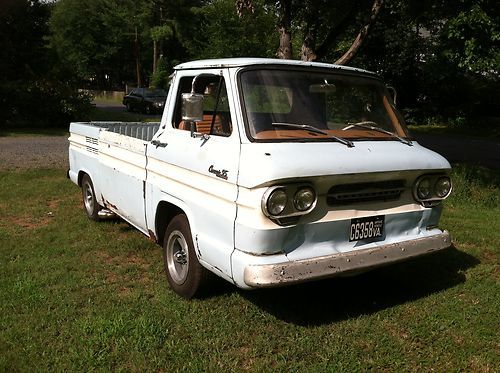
top-left (0, 136), bottom-right (69, 170)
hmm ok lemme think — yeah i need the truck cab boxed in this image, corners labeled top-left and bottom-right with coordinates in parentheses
top-left (69, 58), bottom-right (452, 298)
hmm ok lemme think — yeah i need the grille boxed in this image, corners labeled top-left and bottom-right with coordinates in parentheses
top-left (327, 180), bottom-right (406, 205)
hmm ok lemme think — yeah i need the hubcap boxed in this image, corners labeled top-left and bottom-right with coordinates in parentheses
top-left (166, 230), bottom-right (189, 284)
top-left (83, 181), bottom-right (94, 214)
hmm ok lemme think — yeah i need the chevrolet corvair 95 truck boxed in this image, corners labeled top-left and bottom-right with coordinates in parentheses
top-left (68, 58), bottom-right (452, 298)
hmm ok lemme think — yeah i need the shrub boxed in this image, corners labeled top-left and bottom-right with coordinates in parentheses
top-left (0, 79), bottom-right (93, 129)
top-left (448, 164), bottom-right (500, 209)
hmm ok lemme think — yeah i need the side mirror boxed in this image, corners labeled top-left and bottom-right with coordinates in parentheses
top-left (387, 86), bottom-right (397, 106)
top-left (181, 93), bottom-right (204, 122)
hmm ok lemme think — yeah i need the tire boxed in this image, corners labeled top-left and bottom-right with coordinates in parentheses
top-left (144, 105), bottom-right (152, 115)
top-left (81, 174), bottom-right (101, 221)
top-left (162, 214), bottom-right (210, 299)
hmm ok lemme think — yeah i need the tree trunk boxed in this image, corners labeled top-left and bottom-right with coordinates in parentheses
top-left (315, 3), bottom-right (358, 61)
top-left (134, 26), bottom-right (142, 87)
top-left (276, 0), bottom-right (292, 59)
top-left (335, 0), bottom-right (383, 65)
top-left (301, 26), bottom-right (317, 61)
top-left (153, 39), bottom-right (157, 74)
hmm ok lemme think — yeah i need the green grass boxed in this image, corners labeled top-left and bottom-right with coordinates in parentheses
top-left (88, 107), bottom-right (162, 123)
top-left (0, 127), bottom-right (68, 137)
top-left (92, 95), bottom-right (124, 106)
top-left (0, 166), bottom-right (498, 371)
top-left (408, 117), bottom-right (500, 139)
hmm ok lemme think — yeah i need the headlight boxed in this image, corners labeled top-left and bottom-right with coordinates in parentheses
top-left (435, 177), bottom-right (451, 198)
top-left (416, 178), bottom-right (432, 199)
top-left (413, 174), bottom-right (452, 206)
top-left (294, 187), bottom-right (316, 211)
top-left (267, 189), bottom-right (287, 216)
top-left (262, 184), bottom-right (317, 223)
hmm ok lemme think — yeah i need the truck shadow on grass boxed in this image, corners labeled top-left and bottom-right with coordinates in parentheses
top-left (239, 245), bottom-right (479, 326)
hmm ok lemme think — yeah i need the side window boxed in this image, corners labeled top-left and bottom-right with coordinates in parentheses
top-left (173, 76), bottom-right (232, 137)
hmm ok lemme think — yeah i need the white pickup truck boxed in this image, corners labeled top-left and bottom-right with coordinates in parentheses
top-left (69, 58), bottom-right (452, 298)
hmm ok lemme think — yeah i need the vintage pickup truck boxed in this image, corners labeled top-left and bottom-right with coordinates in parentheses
top-left (68, 58), bottom-right (452, 298)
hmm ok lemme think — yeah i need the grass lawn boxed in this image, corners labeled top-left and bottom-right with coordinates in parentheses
top-left (408, 116), bottom-right (500, 139)
top-left (0, 128), bottom-right (68, 137)
top-left (87, 106), bottom-right (162, 123)
top-left (0, 166), bottom-right (498, 371)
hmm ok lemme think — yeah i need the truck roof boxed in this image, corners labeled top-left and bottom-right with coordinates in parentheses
top-left (174, 58), bottom-right (377, 77)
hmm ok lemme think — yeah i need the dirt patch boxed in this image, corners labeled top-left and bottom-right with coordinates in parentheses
top-left (4, 214), bottom-right (53, 230)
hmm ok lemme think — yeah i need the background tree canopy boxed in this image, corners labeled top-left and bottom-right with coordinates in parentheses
top-left (0, 0), bottom-right (498, 128)
top-left (0, 0), bottom-right (93, 128)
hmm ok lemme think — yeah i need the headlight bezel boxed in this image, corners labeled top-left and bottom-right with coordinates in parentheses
top-left (262, 184), bottom-right (317, 222)
top-left (413, 174), bottom-right (452, 207)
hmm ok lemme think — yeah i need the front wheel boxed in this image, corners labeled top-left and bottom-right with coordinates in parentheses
top-left (162, 214), bottom-right (210, 298)
top-left (81, 174), bottom-right (101, 221)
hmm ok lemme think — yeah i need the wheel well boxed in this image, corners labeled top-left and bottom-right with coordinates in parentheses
top-left (77, 171), bottom-right (88, 187)
top-left (155, 201), bottom-right (185, 244)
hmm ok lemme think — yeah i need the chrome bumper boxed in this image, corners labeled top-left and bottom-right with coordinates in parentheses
top-left (244, 231), bottom-right (451, 288)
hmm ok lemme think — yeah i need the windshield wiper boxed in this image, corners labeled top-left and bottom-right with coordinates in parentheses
top-left (343, 121), bottom-right (412, 146)
top-left (272, 122), bottom-right (354, 148)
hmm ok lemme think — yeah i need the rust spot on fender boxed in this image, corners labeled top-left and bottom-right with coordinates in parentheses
top-left (148, 229), bottom-right (157, 243)
top-left (101, 194), bottom-right (117, 210)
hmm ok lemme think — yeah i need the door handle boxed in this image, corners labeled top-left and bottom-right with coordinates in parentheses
top-left (151, 140), bottom-right (168, 148)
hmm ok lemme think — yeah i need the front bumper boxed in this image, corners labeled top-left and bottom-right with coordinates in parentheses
top-left (243, 231), bottom-right (451, 287)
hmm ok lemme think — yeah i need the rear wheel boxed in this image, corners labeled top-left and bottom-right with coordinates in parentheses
top-left (163, 214), bottom-right (209, 298)
top-left (81, 174), bottom-right (101, 221)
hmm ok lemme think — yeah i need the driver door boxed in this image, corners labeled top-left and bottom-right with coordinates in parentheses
top-left (146, 69), bottom-right (240, 280)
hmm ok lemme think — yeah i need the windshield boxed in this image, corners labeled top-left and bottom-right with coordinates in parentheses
top-left (145, 89), bottom-right (167, 98)
top-left (239, 69), bottom-right (409, 142)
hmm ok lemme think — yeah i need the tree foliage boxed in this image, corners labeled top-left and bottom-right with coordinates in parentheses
top-left (0, 0), bottom-right (92, 129)
top-left (49, 0), bottom-right (203, 89)
top-left (352, 0), bottom-right (499, 122)
top-left (2, 0), bottom-right (498, 128)
top-left (194, 0), bottom-right (276, 59)
top-left (236, 0), bottom-right (384, 63)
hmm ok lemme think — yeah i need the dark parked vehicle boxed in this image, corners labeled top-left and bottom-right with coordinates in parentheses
top-left (123, 88), bottom-right (168, 114)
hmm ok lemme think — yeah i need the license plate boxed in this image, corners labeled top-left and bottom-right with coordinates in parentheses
top-left (349, 215), bottom-right (385, 242)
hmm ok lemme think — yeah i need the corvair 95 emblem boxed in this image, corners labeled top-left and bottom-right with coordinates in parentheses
top-left (208, 165), bottom-right (228, 180)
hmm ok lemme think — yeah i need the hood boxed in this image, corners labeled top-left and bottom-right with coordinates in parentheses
top-left (237, 140), bottom-right (451, 188)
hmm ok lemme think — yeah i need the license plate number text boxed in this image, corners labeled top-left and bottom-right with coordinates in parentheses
top-left (349, 216), bottom-right (385, 242)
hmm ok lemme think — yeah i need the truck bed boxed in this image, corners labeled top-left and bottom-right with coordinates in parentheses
top-left (69, 121), bottom-right (162, 233)
top-left (71, 121), bottom-right (161, 141)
